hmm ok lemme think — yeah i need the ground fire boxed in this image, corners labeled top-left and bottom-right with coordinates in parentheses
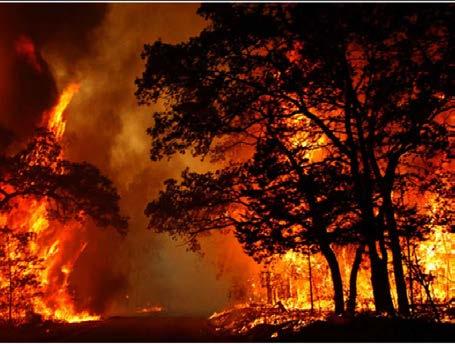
top-left (250, 190), bottom-right (453, 310)
top-left (207, 168), bottom-right (454, 335)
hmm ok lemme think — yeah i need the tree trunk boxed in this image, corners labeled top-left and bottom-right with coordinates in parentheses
top-left (347, 243), bottom-right (365, 314)
top-left (358, 201), bottom-right (395, 314)
top-left (367, 237), bottom-right (395, 314)
top-left (349, 165), bottom-right (395, 314)
top-left (304, 188), bottom-right (344, 315)
top-left (8, 259), bottom-right (13, 326)
top-left (355, 184), bottom-right (395, 314)
top-left (264, 271), bottom-right (273, 305)
top-left (7, 233), bottom-right (13, 326)
top-left (406, 236), bottom-right (414, 313)
top-left (320, 244), bottom-right (345, 315)
top-left (383, 193), bottom-right (410, 315)
top-left (307, 250), bottom-right (314, 313)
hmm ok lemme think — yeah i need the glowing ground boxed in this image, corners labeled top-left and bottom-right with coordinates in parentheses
top-left (1, 314), bottom-right (454, 342)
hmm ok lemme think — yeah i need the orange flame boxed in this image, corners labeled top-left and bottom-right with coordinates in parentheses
top-left (45, 83), bottom-right (80, 140)
top-left (1, 82), bottom-right (99, 323)
top-left (224, 107), bottom-right (453, 317)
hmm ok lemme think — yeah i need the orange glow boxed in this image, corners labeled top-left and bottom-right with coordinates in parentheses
top-left (14, 35), bottom-right (42, 73)
top-left (45, 83), bottom-right (80, 140)
top-left (232, 183), bottom-right (453, 316)
top-left (135, 305), bottom-right (164, 314)
top-left (220, 106), bottom-right (453, 320)
top-left (0, 82), bottom-right (99, 324)
top-left (414, 194), bottom-right (454, 303)
top-left (229, 222), bottom-right (452, 320)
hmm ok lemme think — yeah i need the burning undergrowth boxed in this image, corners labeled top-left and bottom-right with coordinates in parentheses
top-left (209, 204), bottom-right (454, 335)
top-left (209, 303), bottom-right (328, 336)
top-left (209, 228), bottom-right (454, 336)
top-left (209, 302), bottom-right (455, 339)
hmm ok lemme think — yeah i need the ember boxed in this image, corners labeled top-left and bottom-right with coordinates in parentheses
top-left (135, 305), bottom-right (164, 314)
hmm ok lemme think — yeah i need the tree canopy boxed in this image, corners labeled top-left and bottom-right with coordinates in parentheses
top-left (0, 129), bottom-right (128, 232)
top-left (137, 4), bottom-right (452, 315)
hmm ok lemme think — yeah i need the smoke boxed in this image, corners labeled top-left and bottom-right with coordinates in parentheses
top-left (0, 4), bottom-right (107, 147)
top-left (1, 4), bottom-right (260, 317)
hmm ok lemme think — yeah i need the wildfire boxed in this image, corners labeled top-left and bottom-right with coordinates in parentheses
top-left (218, 111), bottom-right (454, 323)
top-left (0, 81), bottom-right (100, 323)
top-left (414, 195), bottom-right (454, 303)
top-left (226, 187), bottom-right (453, 317)
top-left (214, 221), bottom-right (453, 334)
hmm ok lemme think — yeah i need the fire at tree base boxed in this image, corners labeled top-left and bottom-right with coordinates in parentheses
top-left (0, 310), bottom-right (454, 342)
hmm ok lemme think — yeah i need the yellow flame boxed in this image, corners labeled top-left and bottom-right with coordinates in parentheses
top-left (46, 83), bottom-right (80, 139)
top-left (0, 83), bottom-right (99, 324)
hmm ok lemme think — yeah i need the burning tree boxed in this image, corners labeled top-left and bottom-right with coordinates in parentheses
top-left (136, 4), bottom-right (452, 316)
top-left (0, 227), bottom-right (43, 326)
top-left (0, 130), bottom-right (127, 230)
top-left (0, 84), bottom-right (128, 324)
top-left (144, 158), bottom-right (359, 314)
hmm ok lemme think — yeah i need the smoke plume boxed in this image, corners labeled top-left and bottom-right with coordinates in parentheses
top-left (0, 3), bottom-right (260, 317)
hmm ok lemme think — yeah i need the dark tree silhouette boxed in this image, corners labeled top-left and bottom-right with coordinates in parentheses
top-left (137, 4), bottom-right (452, 315)
top-left (147, 156), bottom-right (358, 313)
top-left (0, 227), bottom-right (44, 325)
top-left (0, 129), bottom-right (128, 232)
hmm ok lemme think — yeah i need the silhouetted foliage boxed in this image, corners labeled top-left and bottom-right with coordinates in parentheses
top-left (0, 129), bottom-right (128, 232)
top-left (0, 129), bottom-right (128, 324)
top-left (137, 4), bottom-right (452, 315)
top-left (147, 154), bottom-right (357, 313)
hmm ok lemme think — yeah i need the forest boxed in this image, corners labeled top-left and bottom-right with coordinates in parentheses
top-left (0, 3), bottom-right (453, 342)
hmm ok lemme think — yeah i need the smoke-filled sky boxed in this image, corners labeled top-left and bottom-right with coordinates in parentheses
top-left (0, 4), bottom-right (260, 316)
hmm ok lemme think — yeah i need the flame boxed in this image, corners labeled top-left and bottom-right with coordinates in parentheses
top-left (218, 97), bottom-right (453, 323)
top-left (232, 182), bottom-right (453, 317)
top-left (414, 194), bottom-right (454, 303)
top-left (0, 82), bottom-right (99, 324)
top-left (221, 216), bottom-right (453, 331)
top-left (45, 83), bottom-right (80, 140)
